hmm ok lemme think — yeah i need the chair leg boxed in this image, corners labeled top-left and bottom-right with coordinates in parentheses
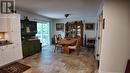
top-left (88, 48), bottom-right (90, 52)
top-left (54, 46), bottom-right (56, 52)
top-left (76, 49), bottom-right (79, 55)
top-left (61, 47), bottom-right (63, 53)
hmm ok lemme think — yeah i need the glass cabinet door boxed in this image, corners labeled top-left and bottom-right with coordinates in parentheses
top-left (77, 25), bottom-right (81, 36)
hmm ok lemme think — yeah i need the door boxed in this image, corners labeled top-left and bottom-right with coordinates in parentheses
top-left (96, 12), bottom-right (103, 60)
top-left (36, 22), bottom-right (50, 46)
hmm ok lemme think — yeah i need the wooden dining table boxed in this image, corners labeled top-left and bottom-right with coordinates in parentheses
top-left (58, 38), bottom-right (77, 54)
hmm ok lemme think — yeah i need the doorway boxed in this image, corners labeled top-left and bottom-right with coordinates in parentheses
top-left (36, 22), bottom-right (50, 47)
top-left (95, 11), bottom-right (103, 68)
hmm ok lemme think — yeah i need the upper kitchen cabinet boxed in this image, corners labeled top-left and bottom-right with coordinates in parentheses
top-left (9, 15), bottom-right (21, 32)
top-left (0, 17), bottom-right (8, 32)
top-left (0, 14), bottom-right (20, 32)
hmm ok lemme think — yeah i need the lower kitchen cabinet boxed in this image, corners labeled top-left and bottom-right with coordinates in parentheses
top-left (0, 45), bottom-right (14, 66)
top-left (0, 47), bottom-right (4, 66)
top-left (0, 44), bottom-right (23, 67)
top-left (22, 42), bottom-right (30, 58)
top-left (22, 40), bottom-right (41, 58)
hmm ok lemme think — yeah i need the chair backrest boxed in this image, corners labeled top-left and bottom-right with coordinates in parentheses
top-left (87, 38), bottom-right (95, 44)
top-left (54, 35), bottom-right (58, 44)
top-left (57, 34), bottom-right (62, 39)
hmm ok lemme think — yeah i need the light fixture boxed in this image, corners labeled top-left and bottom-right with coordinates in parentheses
top-left (65, 14), bottom-right (71, 18)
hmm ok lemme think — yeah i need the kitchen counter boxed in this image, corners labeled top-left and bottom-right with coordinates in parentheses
top-left (0, 43), bottom-right (13, 46)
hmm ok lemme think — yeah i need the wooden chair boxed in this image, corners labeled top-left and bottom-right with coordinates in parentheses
top-left (68, 39), bottom-right (81, 54)
top-left (86, 38), bottom-right (95, 52)
top-left (54, 35), bottom-right (63, 52)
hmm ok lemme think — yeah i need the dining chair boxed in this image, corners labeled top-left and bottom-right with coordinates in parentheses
top-left (54, 44), bottom-right (63, 52)
top-left (86, 38), bottom-right (95, 52)
top-left (68, 39), bottom-right (81, 55)
top-left (54, 35), bottom-right (63, 52)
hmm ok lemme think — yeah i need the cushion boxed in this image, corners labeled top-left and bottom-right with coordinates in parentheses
top-left (68, 46), bottom-right (76, 49)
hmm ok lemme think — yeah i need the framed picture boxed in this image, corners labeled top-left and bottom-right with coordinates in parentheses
top-left (85, 23), bottom-right (95, 30)
top-left (56, 23), bottom-right (64, 31)
top-left (1, 1), bottom-right (14, 14)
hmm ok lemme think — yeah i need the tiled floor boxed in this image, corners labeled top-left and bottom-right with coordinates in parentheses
top-left (18, 45), bottom-right (98, 73)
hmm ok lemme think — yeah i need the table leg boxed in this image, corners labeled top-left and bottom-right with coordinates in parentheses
top-left (63, 45), bottom-right (69, 54)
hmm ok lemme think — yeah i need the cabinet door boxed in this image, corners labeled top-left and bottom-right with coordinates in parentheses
top-left (22, 42), bottom-right (30, 58)
top-left (0, 44), bottom-right (23, 67)
top-left (34, 40), bottom-right (41, 52)
top-left (13, 44), bottom-right (23, 60)
top-left (2, 45), bottom-right (14, 64)
top-left (9, 15), bottom-right (21, 43)
top-left (29, 44), bottom-right (35, 56)
top-left (9, 15), bottom-right (20, 32)
top-left (0, 48), bottom-right (1, 66)
top-left (0, 47), bottom-right (4, 66)
top-left (10, 31), bottom-right (21, 43)
top-left (0, 18), bottom-right (8, 32)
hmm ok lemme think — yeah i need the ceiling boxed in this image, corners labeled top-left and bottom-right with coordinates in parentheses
top-left (15, 0), bottom-right (102, 19)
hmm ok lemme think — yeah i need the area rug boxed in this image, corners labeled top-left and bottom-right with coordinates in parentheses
top-left (0, 62), bottom-right (31, 73)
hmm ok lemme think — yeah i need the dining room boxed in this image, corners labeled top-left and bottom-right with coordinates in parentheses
top-left (52, 20), bottom-right (96, 54)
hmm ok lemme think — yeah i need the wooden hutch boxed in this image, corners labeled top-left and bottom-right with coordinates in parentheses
top-left (21, 17), bottom-right (41, 58)
top-left (65, 21), bottom-right (83, 46)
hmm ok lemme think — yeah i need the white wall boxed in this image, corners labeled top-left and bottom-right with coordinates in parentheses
top-left (99, 0), bottom-right (130, 73)
top-left (52, 17), bottom-right (97, 40)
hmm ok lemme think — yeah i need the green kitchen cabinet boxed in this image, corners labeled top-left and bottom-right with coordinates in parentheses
top-left (21, 17), bottom-right (41, 58)
top-left (22, 40), bottom-right (41, 58)
top-left (34, 40), bottom-right (41, 52)
top-left (22, 42), bottom-right (30, 58)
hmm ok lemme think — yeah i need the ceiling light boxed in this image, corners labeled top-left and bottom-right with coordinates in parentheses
top-left (65, 14), bottom-right (71, 18)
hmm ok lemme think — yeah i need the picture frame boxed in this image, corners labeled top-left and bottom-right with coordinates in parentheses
top-left (1, 1), bottom-right (14, 14)
top-left (85, 23), bottom-right (95, 30)
top-left (56, 23), bottom-right (64, 31)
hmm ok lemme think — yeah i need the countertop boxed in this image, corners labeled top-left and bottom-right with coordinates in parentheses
top-left (0, 43), bottom-right (13, 46)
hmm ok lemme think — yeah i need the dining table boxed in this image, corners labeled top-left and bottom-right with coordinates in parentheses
top-left (58, 38), bottom-right (77, 54)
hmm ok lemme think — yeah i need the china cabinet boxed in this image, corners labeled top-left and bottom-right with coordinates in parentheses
top-left (65, 21), bottom-right (83, 46)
